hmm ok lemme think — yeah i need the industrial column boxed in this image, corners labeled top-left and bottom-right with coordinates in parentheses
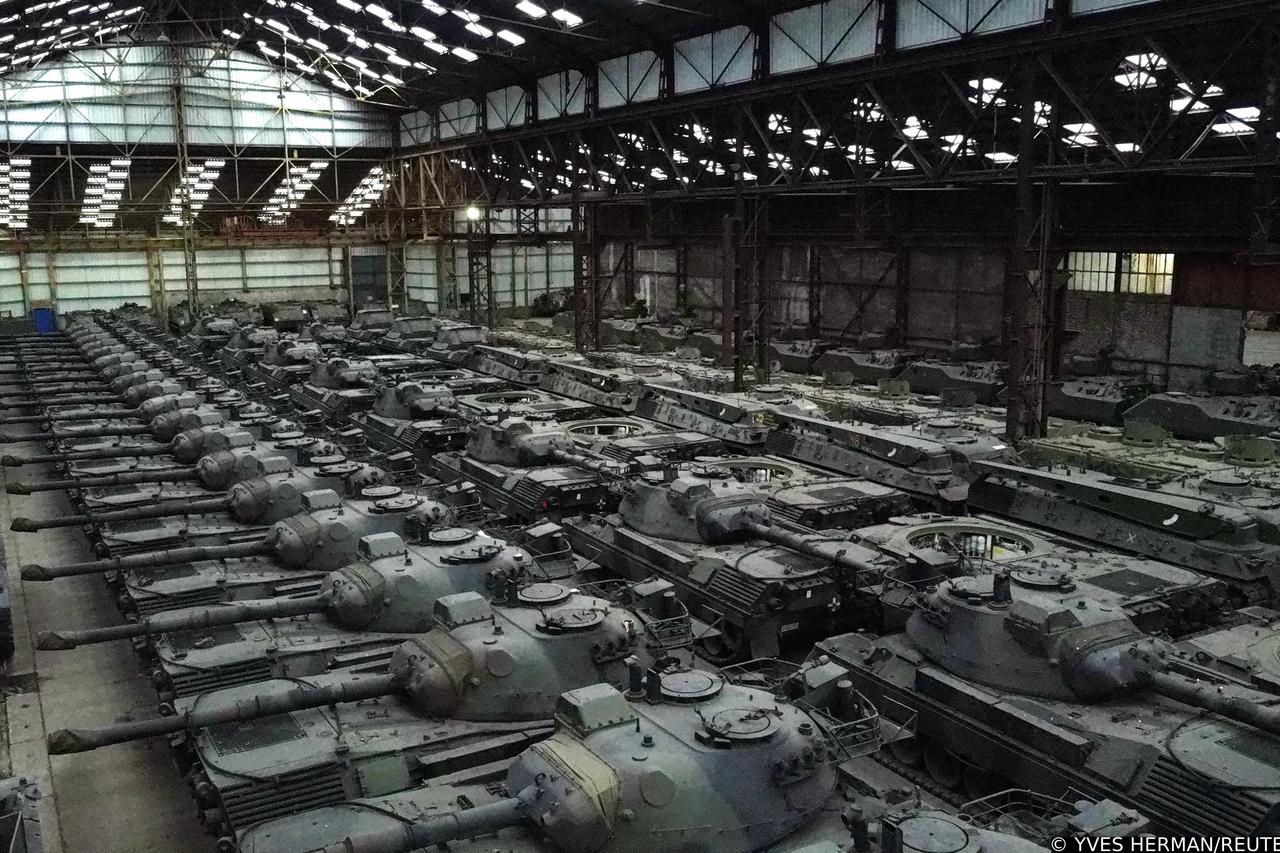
top-left (169, 42), bottom-right (198, 313)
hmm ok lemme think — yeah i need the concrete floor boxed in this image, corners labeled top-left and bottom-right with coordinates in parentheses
top-left (1, 442), bottom-right (212, 853)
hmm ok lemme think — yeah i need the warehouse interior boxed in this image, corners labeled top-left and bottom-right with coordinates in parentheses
top-left (0, 0), bottom-right (1278, 851)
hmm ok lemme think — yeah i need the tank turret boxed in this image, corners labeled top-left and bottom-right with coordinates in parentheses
top-left (308, 356), bottom-right (378, 389)
top-left (45, 583), bottom-right (656, 753)
top-left (242, 666), bottom-right (841, 853)
top-left (20, 486), bottom-right (431, 581)
top-left (467, 416), bottom-right (623, 476)
top-left (370, 380), bottom-right (460, 419)
top-left (36, 528), bottom-right (534, 648)
top-left (905, 573), bottom-right (1280, 735)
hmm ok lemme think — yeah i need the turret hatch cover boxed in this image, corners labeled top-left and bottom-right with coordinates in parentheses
top-left (427, 527), bottom-right (476, 545)
top-left (895, 816), bottom-right (972, 853)
top-left (659, 669), bottom-right (723, 703)
top-left (541, 606), bottom-right (606, 632)
top-left (317, 461), bottom-right (362, 476)
top-left (361, 485), bottom-right (403, 500)
top-left (517, 582), bottom-right (572, 606)
top-left (311, 454), bottom-right (347, 467)
top-left (273, 436), bottom-right (317, 449)
top-left (443, 542), bottom-right (504, 563)
top-left (704, 707), bottom-right (778, 741)
top-left (372, 495), bottom-right (423, 512)
top-left (1009, 567), bottom-right (1077, 591)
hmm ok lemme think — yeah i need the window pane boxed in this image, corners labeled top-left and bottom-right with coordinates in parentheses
top-left (1066, 251), bottom-right (1116, 292)
top-left (1118, 252), bottom-right (1174, 295)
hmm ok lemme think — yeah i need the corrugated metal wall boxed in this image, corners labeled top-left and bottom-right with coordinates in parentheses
top-left (674, 26), bottom-right (755, 94)
top-left (770, 0), bottom-right (878, 76)
top-left (896, 0), bottom-right (1046, 49)
top-left (598, 51), bottom-right (662, 109)
top-left (0, 255), bottom-right (22, 319)
top-left (0, 45), bottom-right (391, 149)
top-left (405, 243), bottom-right (440, 311)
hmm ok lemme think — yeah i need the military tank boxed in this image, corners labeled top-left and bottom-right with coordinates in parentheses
top-left (375, 315), bottom-right (446, 354)
top-left (765, 411), bottom-right (1010, 505)
top-left (564, 467), bottom-right (934, 662)
top-left (345, 306), bottom-right (396, 352)
top-left (812, 578), bottom-right (1280, 837)
top-left (219, 326), bottom-right (281, 371)
top-left (969, 459), bottom-right (1280, 605)
top-left (353, 380), bottom-right (469, 461)
top-left (539, 360), bottom-right (649, 414)
top-left (454, 388), bottom-right (597, 421)
top-left (466, 344), bottom-right (554, 386)
top-left (249, 338), bottom-right (324, 390)
top-left (47, 585), bottom-right (688, 841)
top-left (1041, 374), bottom-right (1152, 425)
top-left (430, 416), bottom-right (624, 522)
top-left (1121, 391), bottom-right (1280, 441)
top-left (635, 385), bottom-right (774, 448)
top-left (813, 346), bottom-right (911, 384)
top-left (37, 527), bottom-right (544, 698)
top-left (232, 661), bottom-right (880, 853)
top-left (896, 359), bottom-right (1006, 404)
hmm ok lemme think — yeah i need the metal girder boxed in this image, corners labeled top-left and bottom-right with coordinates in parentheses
top-left (572, 204), bottom-right (600, 352)
top-left (467, 210), bottom-right (494, 329)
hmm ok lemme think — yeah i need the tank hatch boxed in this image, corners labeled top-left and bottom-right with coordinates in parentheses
top-left (701, 706), bottom-right (779, 742)
top-left (358, 532), bottom-right (408, 559)
top-left (361, 485), bottom-right (403, 500)
top-left (427, 527), bottom-right (476, 545)
top-left (540, 607), bottom-right (606, 633)
top-left (518, 582), bottom-right (573, 607)
top-left (658, 669), bottom-right (724, 703)
top-left (442, 543), bottom-right (504, 564)
top-left (555, 683), bottom-right (638, 735)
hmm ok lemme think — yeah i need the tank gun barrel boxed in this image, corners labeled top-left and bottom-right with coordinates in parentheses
top-left (46, 672), bottom-right (397, 753)
top-left (743, 520), bottom-right (879, 574)
top-left (1, 444), bottom-right (172, 467)
top-left (0, 423), bottom-right (152, 443)
top-left (1143, 670), bottom-right (1280, 737)
top-left (11, 495), bottom-right (232, 531)
top-left (21, 539), bottom-right (271, 581)
top-left (549, 447), bottom-right (628, 477)
top-left (7, 466), bottom-right (199, 494)
top-left (302, 798), bottom-right (527, 853)
top-left (0, 407), bottom-right (136, 425)
top-left (37, 594), bottom-right (326, 649)
top-left (0, 393), bottom-right (120, 408)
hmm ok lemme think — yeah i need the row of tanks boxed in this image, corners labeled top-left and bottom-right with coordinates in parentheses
top-left (4, 305), bottom-right (1279, 851)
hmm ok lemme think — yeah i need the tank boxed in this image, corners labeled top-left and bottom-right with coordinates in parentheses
top-left (539, 361), bottom-right (647, 413)
top-left (635, 385), bottom-right (774, 447)
top-left (233, 662), bottom-right (876, 853)
top-left (355, 381), bottom-right (470, 461)
top-left (813, 347), bottom-right (911, 384)
top-left (897, 359), bottom-right (1006, 404)
top-left (1040, 374), bottom-right (1152, 425)
top-left (18, 484), bottom-right (428, 584)
top-left (968, 459), bottom-right (1280, 605)
top-left (37, 527), bottom-right (548, 698)
top-left (46, 585), bottom-right (686, 840)
top-left (429, 416), bottom-right (624, 522)
top-left (376, 315), bottom-right (445, 353)
top-left (765, 411), bottom-right (1010, 505)
top-left (811, 582), bottom-right (1280, 836)
top-left (1121, 391), bottom-right (1280, 441)
top-left (455, 388), bottom-right (598, 421)
top-left (466, 345), bottom-right (552, 386)
top-left (563, 468), bottom-right (923, 662)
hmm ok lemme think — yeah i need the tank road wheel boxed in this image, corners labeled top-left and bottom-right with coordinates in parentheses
top-left (888, 736), bottom-right (924, 768)
top-left (963, 764), bottom-right (1008, 799)
top-left (924, 742), bottom-right (964, 790)
top-left (695, 624), bottom-right (750, 665)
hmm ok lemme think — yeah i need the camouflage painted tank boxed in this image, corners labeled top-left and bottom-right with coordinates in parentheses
top-left (1122, 391), bottom-right (1280, 441)
top-left (635, 385), bottom-right (774, 447)
top-left (896, 359), bottom-right (1006, 404)
top-left (539, 360), bottom-right (648, 413)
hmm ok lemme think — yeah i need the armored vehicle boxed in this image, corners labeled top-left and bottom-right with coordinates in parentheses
top-left (813, 347), bottom-right (911, 383)
top-left (539, 360), bottom-right (647, 413)
top-left (466, 345), bottom-right (555, 386)
top-left (38, 527), bottom-right (542, 698)
top-left (969, 460), bottom-right (1280, 605)
top-left (1121, 391), bottom-right (1280, 441)
top-left (635, 385), bottom-right (774, 448)
top-left (288, 356), bottom-right (379, 422)
top-left (48, 585), bottom-right (686, 840)
top-left (430, 417), bottom-right (623, 522)
top-left (1041, 374), bottom-right (1152, 425)
top-left (345, 307), bottom-right (396, 351)
top-left (812, 581), bottom-right (1280, 837)
top-left (896, 359), bottom-right (1006, 404)
top-left (233, 661), bottom-right (880, 853)
top-left (564, 468), bottom-right (928, 662)
top-left (765, 411), bottom-right (1010, 504)
top-left (455, 388), bottom-right (597, 421)
top-left (354, 380), bottom-right (469, 461)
